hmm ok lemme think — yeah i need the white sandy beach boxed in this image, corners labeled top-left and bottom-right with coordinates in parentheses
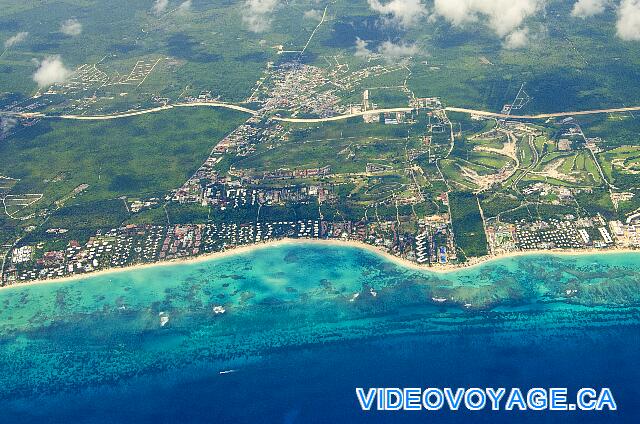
top-left (1, 238), bottom-right (638, 291)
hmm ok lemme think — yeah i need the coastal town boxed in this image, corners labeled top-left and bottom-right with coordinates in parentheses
top-left (3, 209), bottom-right (639, 284)
top-left (3, 1), bottom-right (640, 419)
top-left (2, 58), bottom-right (640, 286)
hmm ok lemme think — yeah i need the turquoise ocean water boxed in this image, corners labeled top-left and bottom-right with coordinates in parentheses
top-left (0, 243), bottom-right (639, 423)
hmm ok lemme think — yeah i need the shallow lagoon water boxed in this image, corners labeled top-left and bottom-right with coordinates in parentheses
top-left (0, 243), bottom-right (639, 423)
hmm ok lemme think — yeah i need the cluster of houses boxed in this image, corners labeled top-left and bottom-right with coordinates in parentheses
top-left (173, 179), bottom-right (334, 210)
top-left (260, 62), bottom-right (344, 118)
top-left (160, 225), bottom-right (202, 259)
top-left (515, 219), bottom-right (585, 250)
top-left (0, 98), bottom-right (48, 140)
top-left (6, 208), bottom-right (636, 284)
top-left (3, 215), bottom-right (461, 284)
top-left (46, 58), bottom-right (160, 97)
top-left (413, 216), bottom-right (457, 265)
top-left (609, 219), bottom-right (640, 247)
top-left (489, 215), bottom-right (615, 251)
top-left (10, 246), bottom-right (32, 264)
top-left (486, 222), bottom-right (518, 255)
top-left (488, 212), bottom-right (640, 255)
top-left (327, 62), bottom-right (406, 97)
top-left (255, 60), bottom-right (420, 120)
top-left (211, 117), bottom-right (285, 156)
top-left (262, 166), bottom-right (332, 180)
top-left (408, 216), bottom-right (458, 265)
top-left (521, 183), bottom-right (582, 203)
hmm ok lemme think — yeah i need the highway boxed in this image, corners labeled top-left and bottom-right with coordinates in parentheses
top-left (4, 102), bottom-right (640, 123)
top-left (57, 102), bottom-right (259, 120)
top-left (0, 101), bottom-right (258, 121)
top-left (274, 105), bottom-right (640, 123)
top-left (272, 107), bottom-right (414, 123)
top-left (444, 106), bottom-right (640, 120)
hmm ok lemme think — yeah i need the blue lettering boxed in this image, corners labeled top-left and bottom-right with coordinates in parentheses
top-left (385, 389), bottom-right (403, 411)
top-left (577, 388), bottom-right (597, 410)
top-left (506, 388), bottom-right (527, 411)
top-left (444, 388), bottom-right (465, 411)
top-left (464, 388), bottom-right (486, 410)
top-left (422, 388), bottom-right (445, 411)
top-left (404, 388), bottom-right (422, 411)
top-left (356, 388), bottom-right (376, 411)
top-left (549, 388), bottom-right (567, 411)
top-left (527, 388), bottom-right (548, 411)
top-left (486, 388), bottom-right (506, 411)
top-left (597, 388), bottom-right (617, 411)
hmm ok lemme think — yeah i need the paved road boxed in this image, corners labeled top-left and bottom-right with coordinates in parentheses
top-left (5, 103), bottom-right (640, 123)
top-left (57, 102), bottom-right (259, 120)
top-left (444, 106), bottom-right (640, 120)
top-left (274, 105), bottom-right (640, 123)
top-left (272, 108), bottom-right (414, 123)
top-left (1, 101), bottom-right (258, 121)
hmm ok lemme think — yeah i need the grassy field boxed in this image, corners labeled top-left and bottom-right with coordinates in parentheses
top-left (0, 108), bottom-right (247, 216)
top-left (235, 134), bottom-right (408, 174)
top-left (449, 192), bottom-right (488, 258)
top-left (232, 118), bottom-right (415, 174)
top-left (599, 146), bottom-right (640, 189)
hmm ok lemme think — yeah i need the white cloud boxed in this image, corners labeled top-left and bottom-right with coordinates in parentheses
top-left (153, 0), bottom-right (169, 15)
top-left (617, 0), bottom-right (640, 40)
top-left (367, 0), bottom-right (428, 27)
top-left (60, 18), bottom-right (83, 36)
top-left (303, 9), bottom-right (323, 21)
top-left (504, 27), bottom-right (530, 48)
top-left (432, 0), bottom-right (543, 47)
top-left (354, 38), bottom-right (420, 61)
top-left (4, 32), bottom-right (28, 49)
top-left (355, 38), bottom-right (372, 57)
top-left (177, 0), bottom-right (192, 14)
top-left (377, 40), bottom-right (420, 59)
top-left (33, 55), bottom-right (72, 88)
top-left (0, 116), bottom-right (17, 136)
top-left (433, 0), bottom-right (543, 37)
top-left (572, 0), bottom-right (610, 17)
top-left (243, 0), bottom-right (279, 32)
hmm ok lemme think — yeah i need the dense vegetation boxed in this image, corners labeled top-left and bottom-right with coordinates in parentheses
top-left (449, 192), bottom-right (488, 258)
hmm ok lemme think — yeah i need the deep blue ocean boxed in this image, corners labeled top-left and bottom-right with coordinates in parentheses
top-left (7, 327), bottom-right (638, 424)
top-left (1, 244), bottom-right (639, 423)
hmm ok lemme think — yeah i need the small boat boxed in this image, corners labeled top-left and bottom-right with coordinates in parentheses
top-left (219, 369), bottom-right (237, 375)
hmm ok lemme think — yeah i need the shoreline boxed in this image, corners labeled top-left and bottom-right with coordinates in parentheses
top-left (1, 238), bottom-right (638, 291)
